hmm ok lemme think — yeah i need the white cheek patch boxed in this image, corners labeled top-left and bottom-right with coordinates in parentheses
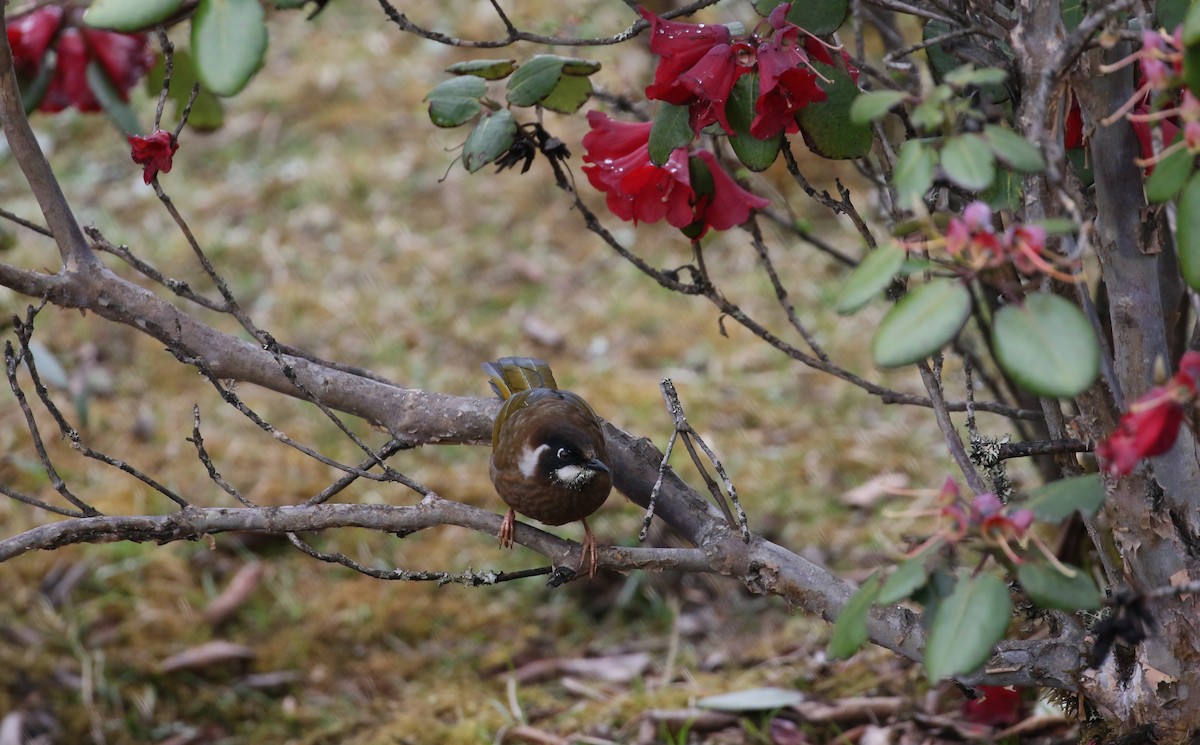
top-left (555, 464), bottom-right (594, 487)
top-left (519, 443), bottom-right (550, 478)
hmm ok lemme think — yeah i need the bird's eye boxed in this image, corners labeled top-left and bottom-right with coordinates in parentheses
top-left (556, 447), bottom-right (571, 462)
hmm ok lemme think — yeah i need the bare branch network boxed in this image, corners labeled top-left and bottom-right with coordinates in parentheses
top-left (10, 0), bottom-right (1177, 703)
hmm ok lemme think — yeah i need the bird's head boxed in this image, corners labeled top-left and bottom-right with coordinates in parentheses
top-left (518, 423), bottom-right (611, 491)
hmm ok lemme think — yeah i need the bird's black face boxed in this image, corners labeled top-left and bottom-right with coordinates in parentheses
top-left (517, 427), bottom-right (609, 492)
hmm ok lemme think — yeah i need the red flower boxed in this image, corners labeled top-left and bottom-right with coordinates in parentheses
top-left (582, 111), bottom-right (768, 236)
top-left (641, 7), bottom-right (733, 105)
top-left (962, 686), bottom-right (1024, 727)
top-left (6, 6), bottom-right (63, 78)
top-left (129, 130), bottom-right (180, 184)
top-left (691, 149), bottom-right (770, 233)
top-left (1096, 384), bottom-right (1188, 476)
top-left (7, 7), bottom-right (153, 114)
top-left (750, 26), bottom-right (828, 138)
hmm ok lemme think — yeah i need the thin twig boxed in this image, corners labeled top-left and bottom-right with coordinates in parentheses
top-left (918, 358), bottom-right (989, 495)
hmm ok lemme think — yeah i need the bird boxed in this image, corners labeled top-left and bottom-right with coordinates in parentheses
top-left (483, 356), bottom-right (613, 576)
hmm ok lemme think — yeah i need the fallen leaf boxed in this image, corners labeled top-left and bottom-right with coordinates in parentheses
top-left (842, 473), bottom-right (909, 509)
top-left (203, 562), bottom-right (266, 625)
top-left (160, 641), bottom-right (256, 673)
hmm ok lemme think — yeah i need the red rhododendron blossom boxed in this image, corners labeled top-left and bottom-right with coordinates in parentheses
top-left (582, 111), bottom-right (768, 236)
top-left (751, 28), bottom-right (826, 138)
top-left (639, 4), bottom-right (837, 137)
top-left (129, 130), bottom-right (180, 184)
top-left (1096, 385), bottom-right (1188, 476)
top-left (962, 686), bottom-right (1024, 728)
top-left (7, 6), bottom-right (63, 77)
top-left (7, 7), bottom-right (153, 114)
top-left (691, 149), bottom-right (770, 233)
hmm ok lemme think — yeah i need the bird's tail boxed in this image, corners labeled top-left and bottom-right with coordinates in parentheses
top-left (483, 357), bottom-right (558, 399)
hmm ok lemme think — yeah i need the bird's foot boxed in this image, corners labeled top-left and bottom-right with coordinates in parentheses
top-left (579, 519), bottom-right (599, 578)
top-left (498, 508), bottom-right (516, 550)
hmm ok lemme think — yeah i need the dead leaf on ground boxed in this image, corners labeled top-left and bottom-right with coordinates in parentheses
top-left (159, 641), bottom-right (256, 673)
top-left (842, 473), bottom-right (909, 509)
top-left (513, 652), bottom-right (650, 684)
top-left (202, 562), bottom-right (266, 625)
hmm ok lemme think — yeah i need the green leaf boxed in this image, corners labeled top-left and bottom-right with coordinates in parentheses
top-left (19, 61), bottom-right (54, 114)
top-left (979, 168), bottom-right (1022, 212)
top-left (798, 63), bottom-right (872, 159)
top-left (540, 75), bottom-right (592, 114)
top-left (462, 109), bottom-right (517, 173)
top-left (836, 243), bottom-right (906, 315)
top-left (943, 65), bottom-right (1008, 88)
top-left (941, 134), bottom-right (996, 190)
top-left (192, 0), bottom-right (268, 97)
top-left (445, 59), bottom-right (516, 80)
top-left (1018, 562), bottom-right (1102, 611)
top-left (649, 102), bottom-right (694, 166)
top-left (561, 58), bottom-right (602, 76)
top-left (785, 0), bottom-right (849, 35)
top-left (922, 21), bottom-right (959, 80)
top-left (1184, 0), bottom-right (1200, 47)
top-left (893, 140), bottom-right (935, 209)
top-left (84, 0), bottom-right (184, 31)
top-left (878, 541), bottom-right (941, 605)
top-left (871, 280), bottom-right (972, 368)
top-left (697, 688), bottom-right (806, 712)
top-left (993, 292), bottom-right (1099, 397)
top-left (145, 51), bottom-right (225, 132)
top-left (1159, 0), bottom-right (1192, 32)
top-left (925, 572), bottom-right (1011, 682)
top-left (1061, 0), bottom-right (1084, 28)
top-left (1147, 145), bottom-right (1194, 204)
top-left (1184, 44), bottom-right (1200, 99)
top-left (1025, 474), bottom-right (1105, 522)
top-left (726, 75), bottom-right (782, 171)
top-left (827, 572), bottom-right (881, 660)
top-left (752, 0), bottom-right (786, 15)
top-left (849, 90), bottom-right (907, 124)
top-left (86, 61), bottom-right (141, 135)
top-left (1178, 170), bottom-right (1200, 291)
top-left (506, 55), bottom-right (565, 106)
top-left (424, 76), bottom-right (486, 128)
top-left (982, 125), bottom-right (1045, 173)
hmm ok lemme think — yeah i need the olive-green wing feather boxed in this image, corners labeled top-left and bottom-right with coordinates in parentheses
top-left (482, 357), bottom-right (558, 399)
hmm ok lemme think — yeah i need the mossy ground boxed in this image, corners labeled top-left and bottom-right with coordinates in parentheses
top-left (0, 4), bottom-right (1010, 743)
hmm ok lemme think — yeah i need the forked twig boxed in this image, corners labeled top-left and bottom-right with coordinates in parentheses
top-left (645, 378), bottom-right (750, 543)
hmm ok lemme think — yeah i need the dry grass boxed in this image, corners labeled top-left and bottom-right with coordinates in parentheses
top-left (0, 3), bottom-right (995, 743)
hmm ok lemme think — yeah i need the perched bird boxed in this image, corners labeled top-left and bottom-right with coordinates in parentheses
top-left (483, 357), bottom-right (612, 576)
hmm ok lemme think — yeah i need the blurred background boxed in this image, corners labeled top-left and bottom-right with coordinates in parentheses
top-left (0, 2), bottom-right (969, 742)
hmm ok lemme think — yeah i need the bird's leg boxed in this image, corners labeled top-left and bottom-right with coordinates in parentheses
top-left (579, 518), bottom-right (599, 577)
top-left (498, 508), bottom-right (516, 549)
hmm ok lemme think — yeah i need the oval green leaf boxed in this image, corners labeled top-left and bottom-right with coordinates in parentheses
top-left (506, 55), bottom-right (565, 106)
top-left (1018, 562), bottom-right (1102, 611)
top-left (798, 63), bottom-right (872, 160)
top-left (649, 102), bottom-right (694, 166)
top-left (849, 90), bottom-right (908, 124)
top-left (462, 109), bottom-right (517, 173)
top-left (943, 65), bottom-right (1009, 88)
top-left (192, 0), bottom-right (268, 97)
top-left (1147, 145), bottom-right (1193, 204)
top-left (84, 0), bottom-right (184, 31)
top-left (1025, 473), bottom-right (1105, 522)
top-left (1184, 0), bottom-right (1200, 46)
top-left (726, 74), bottom-right (782, 171)
top-left (424, 76), bottom-right (486, 128)
top-left (540, 75), bottom-right (592, 114)
top-left (785, 0), bottom-right (849, 35)
top-left (982, 124), bottom-right (1045, 173)
top-left (993, 292), bottom-right (1099, 397)
top-left (836, 243), bottom-right (906, 315)
top-left (941, 133), bottom-right (996, 190)
top-left (446, 59), bottom-right (516, 80)
top-left (561, 58), bottom-right (602, 76)
top-left (872, 280), bottom-right (972, 368)
top-left (894, 139), bottom-right (936, 210)
top-left (925, 572), bottom-right (1011, 682)
top-left (878, 541), bottom-right (941, 605)
top-left (1178, 170), bottom-right (1200, 291)
top-left (827, 572), bottom-right (881, 660)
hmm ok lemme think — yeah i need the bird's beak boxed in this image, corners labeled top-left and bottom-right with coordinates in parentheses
top-left (585, 458), bottom-right (610, 473)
